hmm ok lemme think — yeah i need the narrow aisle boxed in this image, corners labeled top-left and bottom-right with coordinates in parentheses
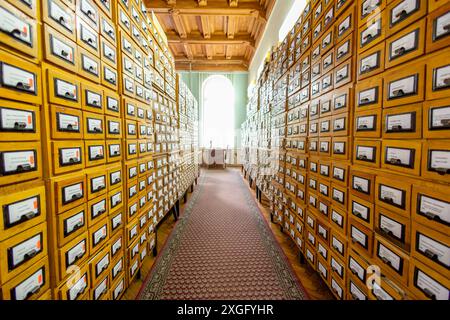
top-left (138, 169), bottom-right (308, 300)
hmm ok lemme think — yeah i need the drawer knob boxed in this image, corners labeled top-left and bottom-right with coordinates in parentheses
top-left (357, 155), bottom-right (367, 160)
top-left (15, 81), bottom-right (32, 91)
top-left (423, 211), bottom-right (441, 222)
top-left (19, 211), bottom-right (38, 223)
top-left (389, 158), bottom-right (401, 165)
top-left (393, 89), bottom-right (405, 97)
top-left (73, 221), bottom-right (83, 231)
top-left (361, 64), bottom-right (372, 72)
top-left (423, 288), bottom-right (436, 300)
top-left (322, 41), bottom-right (329, 48)
top-left (24, 249), bottom-right (38, 260)
top-left (86, 10), bottom-right (95, 19)
top-left (433, 167), bottom-right (449, 175)
top-left (72, 193), bottom-right (82, 200)
top-left (14, 121), bottom-right (27, 130)
top-left (325, 17), bottom-right (331, 25)
top-left (424, 249), bottom-right (439, 262)
top-left (337, 51), bottom-right (345, 59)
top-left (16, 164), bottom-right (32, 172)
top-left (339, 26), bottom-right (347, 34)
top-left (314, 31), bottom-right (319, 37)
top-left (26, 285), bottom-right (41, 299)
top-left (60, 50), bottom-right (69, 58)
top-left (360, 98), bottom-right (370, 103)
top-left (380, 227), bottom-right (393, 237)
top-left (351, 293), bottom-right (360, 300)
top-left (380, 256), bottom-right (392, 267)
top-left (358, 124), bottom-right (368, 130)
top-left (394, 47), bottom-right (406, 57)
top-left (395, 10), bottom-right (408, 20)
top-left (64, 91), bottom-right (75, 99)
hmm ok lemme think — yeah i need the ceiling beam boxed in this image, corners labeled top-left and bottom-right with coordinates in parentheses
top-left (175, 56), bottom-right (247, 64)
top-left (227, 16), bottom-right (236, 39)
top-left (183, 43), bottom-right (193, 59)
top-left (225, 45), bottom-right (233, 59)
top-left (145, 0), bottom-right (266, 18)
top-left (229, 0), bottom-right (238, 7)
top-left (205, 45), bottom-right (213, 59)
top-left (167, 33), bottom-right (255, 48)
top-left (170, 9), bottom-right (187, 38)
top-left (200, 16), bottom-right (211, 39)
top-left (175, 62), bottom-right (248, 72)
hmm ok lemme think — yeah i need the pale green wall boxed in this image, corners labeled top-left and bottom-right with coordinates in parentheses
top-left (179, 72), bottom-right (248, 148)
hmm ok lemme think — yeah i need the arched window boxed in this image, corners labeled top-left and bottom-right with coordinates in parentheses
top-left (202, 75), bottom-right (235, 149)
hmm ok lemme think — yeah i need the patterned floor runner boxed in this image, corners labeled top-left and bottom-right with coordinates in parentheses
top-left (137, 169), bottom-right (308, 300)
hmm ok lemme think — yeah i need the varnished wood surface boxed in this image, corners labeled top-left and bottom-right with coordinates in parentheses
top-left (123, 169), bottom-right (333, 300)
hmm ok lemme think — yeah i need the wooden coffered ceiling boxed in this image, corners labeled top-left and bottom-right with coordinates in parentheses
top-left (144, 0), bottom-right (276, 71)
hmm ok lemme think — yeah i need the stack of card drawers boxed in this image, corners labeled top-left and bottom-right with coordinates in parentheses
top-left (243, 0), bottom-right (449, 300)
top-left (0, 0), bottom-right (50, 301)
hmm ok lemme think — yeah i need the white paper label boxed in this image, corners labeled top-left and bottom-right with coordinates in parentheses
top-left (109, 144), bottom-right (120, 156)
top-left (391, 0), bottom-right (417, 25)
top-left (386, 147), bottom-right (412, 166)
top-left (380, 214), bottom-right (403, 240)
top-left (64, 211), bottom-right (84, 235)
top-left (80, 23), bottom-right (97, 49)
top-left (91, 199), bottom-right (106, 218)
top-left (6, 195), bottom-right (39, 226)
top-left (415, 269), bottom-right (449, 300)
top-left (419, 195), bottom-right (450, 224)
top-left (108, 121), bottom-right (120, 134)
top-left (96, 254), bottom-right (109, 276)
top-left (429, 151), bottom-right (450, 171)
top-left (107, 97), bottom-right (118, 111)
top-left (359, 87), bottom-right (376, 105)
top-left (360, 52), bottom-right (378, 73)
top-left (435, 12), bottom-right (450, 39)
top-left (331, 210), bottom-right (343, 226)
top-left (94, 278), bottom-right (107, 300)
top-left (361, 20), bottom-right (381, 45)
top-left (104, 67), bottom-right (116, 84)
top-left (353, 201), bottom-right (369, 221)
top-left (357, 146), bottom-right (374, 161)
top-left (111, 192), bottom-right (121, 207)
top-left (338, 16), bottom-right (350, 35)
top-left (391, 30), bottom-right (417, 60)
top-left (2, 63), bottom-right (36, 93)
top-left (67, 240), bottom-right (86, 265)
top-left (2, 150), bottom-right (35, 173)
top-left (389, 75), bottom-right (416, 98)
top-left (68, 274), bottom-right (87, 300)
top-left (351, 226), bottom-right (367, 247)
top-left (49, 0), bottom-right (74, 32)
top-left (12, 267), bottom-right (44, 300)
top-left (387, 113), bottom-right (413, 131)
top-left (332, 236), bottom-right (343, 254)
top-left (349, 257), bottom-right (365, 280)
top-left (350, 282), bottom-right (367, 300)
top-left (51, 35), bottom-right (74, 62)
top-left (55, 79), bottom-right (77, 100)
top-left (378, 243), bottom-right (402, 272)
top-left (1, 107), bottom-right (34, 131)
top-left (63, 183), bottom-right (82, 203)
top-left (0, 7), bottom-right (32, 45)
top-left (112, 237), bottom-right (122, 256)
top-left (93, 225), bottom-right (107, 245)
top-left (112, 259), bottom-right (123, 278)
top-left (434, 65), bottom-right (450, 90)
top-left (418, 233), bottom-right (450, 268)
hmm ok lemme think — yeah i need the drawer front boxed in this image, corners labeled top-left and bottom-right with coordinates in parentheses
top-left (106, 140), bottom-right (121, 163)
top-left (334, 4), bottom-right (355, 43)
top-left (350, 194), bottom-right (374, 229)
top-left (100, 36), bottom-right (117, 69)
top-left (321, 50), bottom-right (334, 74)
top-left (89, 218), bottom-right (109, 253)
top-left (50, 104), bottom-right (82, 140)
top-left (76, 0), bottom-right (99, 32)
top-left (56, 203), bottom-right (87, 246)
top-left (87, 194), bottom-right (107, 226)
top-left (0, 51), bottom-right (41, 104)
top-left (52, 141), bottom-right (84, 175)
top-left (355, 108), bottom-right (381, 138)
top-left (357, 0), bottom-right (386, 28)
top-left (0, 100), bottom-right (40, 141)
top-left (330, 205), bottom-right (347, 234)
top-left (423, 98), bottom-right (450, 139)
top-left (78, 46), bottom-right (101, 83)
top-left (1, 257), bottom-right (49, 300)
top-left (110, 209), bottom-right (123, 236)
top-left (355, 77), bottom-right (382, 111)
top-left (330, 274), bottom-right (345, 300)
top-left (357, 41), bottom-right (385, 80)
top-left (84, 141), bottom-right (105, 171)
top-left (305, 243), bottom-right (317, 270)
top-left (375, 175), bottom-right (411, 217)
top-left (409, 258), bottom-right (449, 300)
top-left (76, 16), bottom-right (99, 56)
top-left (386, 0), bottom-right (427, 37)
top-left (58, 265), bottom-right (89, 300)
top-left (104, 90), bottom-right (120, 117)
top-left (330, 253), bottom-right (346, 283)
top-left (108, 189), bottom-right (122, 211)
top-left (332, 137), bottom-right (350, 160)
top-left (100, 14), bottom-right (116, 45)
top-left (350, 169), bottom-right (375, 202)
top-left (384, 60), bottom-right (425, 107)
top-left (89, 247), bottom-right (110, 284)
top-left (353, 139), bottom-right (381, 168)
top-left (0, 0), bottom-right (39, 58)
top-left (42, 0), bottom-right (77, 41)
top-left (348, 276), bottom-right (369, 300)
top-left (331, 229), bottom-right (347, 259)
top-left (0, 141), bottom-right (41, 185)
top-left (0, 222), bottom-right (47, 284)
top-left (426, 48), bottom-right (450, 101)
top-left (126, 140), bottom-right (138, 160)
top-left (332, 84), bottom-right (353, 115)
top-left (331, 182), bottom-right (348, 209)
top-left (381, 139), bottom-right (422, 176)
top-left (335, 32), bottom-right (354, 67)
top-left (101, 62), bottom-right (118, 91)
top-left (58, 232), bottom-right (88, 280)
top-left (375, 205), bottom-right (411, 249)
top-left (106, 116), bottom-right (122, 139)
top-left (332, 161), bottom-right (349, 186)
top-left (111, 274), bottom-right (125, 300)
top-left (357, 12), bottom-right (385, 53)
top-left (421, 140), bottom-right (450, 183)
top-left (83, 111), bottom-right (104, 139)
top-left (426, 3), bottom-right (450, 54)
top-left (348, 248), bottom-right (370, 286)
top-left (349, 218), bottom-right (373, 257)
top-left (374, 235), bottom-right (409, 285)
top-left (55, 175), bottom-right (86, 214)
top-left (107, 165), bottom-right (122, 190)
top-left (46, 66), bottom-right (81, 109)
top-left (43, 24), bottom-right (78, 73)
top-left (90, 275), bottom-right (109, 300)
top-left (412, 184), bottom-right (450, 235)
top-left (385, 17), bottom-right (426, 69)
top-left (382, 103), bottom-right (422, 139)
top-left (332, 113), bottom-right (350, 136)
top-left (0, 185), bottom-right (46, 241)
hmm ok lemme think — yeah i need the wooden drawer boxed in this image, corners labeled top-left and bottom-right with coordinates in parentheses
top-left (382, 103), bottom-right (422, 139)
top-left (305, 243), bottom-right (317, 270)
top-left (426, 3), bottom-right (450, 54)
top-left (323, 2), bottom-right (335, 28)
top-left (321, 70), bottom-right (334, 94)
top-left (106, 140), bottom-right (121, 163)
top-left (0, 100), bottom-right (40, 141)
top-left (125, 140), bottom-right (138, 160)
top-left (319, 159), bottom-right (331, 179)
top-left (320, 93), bottom-right (333, 117)
top-left (409, 258), bottom-right (449, 300)
top-left (369, 275), bottom-right (411, 300)
top-left (88, 217), bottom-right (109, 254)
top-left (351, 169), bottom-right (375, 202)
top-left (104, 89), bottom-right (120, 117)
top-left (374, 235), bottom-right (409, 285)
top-left (312, 20), bottom-right (323, 43)
top-left (348, 247), bottom-right (371, 287)
top-left (100, 13), bottom-right (116, 46)
top-left (359, 12), bottom-right (385, 53)
top-left (332, 136), bottom-right (350, 160)
top-left (381, 139), bottom-right (422, 176)
top-left (313, 0), bottom-right (324, 25)
top-left (82, 83), bottom-right (104, 114)
top-left (317, 237), bottom-right (329, 261)
top-left (321, 50), bottom-right (334, 74)
top-left (331, 205), bottom-right (347, 235)
top-left (331, 183), bottom-right (348, 210)
top-left (334, 57), bottom-right (353, 88)
top-left (332, 161), bottom-right (349, 186)
top-left (309, 137), bottom-right (319, 155)
top-left (0, 0), bottom-right (39, 59)
top-left (317, 255), bottom-right (330, 284)
top-left (118, 5), bottom-right (131, 35)
top-left (411, 222), bottom-right (449, 277)
top-left (423, 98), bottom-right (450, 139)
top-left (43, 24), bottom-right (77, 73)
top-left (0, 223), bottom-right (47, 284)
top-left (58, 233), bottom-right (88, 280)
top-left (357, 0), bottom-right (386, 27)
top-left (127, 237), bottom-right (140, 262)
top-left (1, 257), bottom-right (50, 300)
top-left (385, 17), bottom-right (426, 69)
top-left (90, 274), bottom-right (109, 300)
top-left (349, 218), bottom-right (374, 257)
top-left (106, 116), bottom-right (122, 139)
top-left (100, 36), bottom-right (117, 69)
top-left (108, 189), bottom-right (122, 211)
top-left (110, 231), bottom-right (123, 261)
top-left (421, 140), bottom-right (450, 183)
top-left (54, 174), bottom-right (86, 214)
top-left (412, 184), bottom-right (450, 239)
top-left (52, 140), bottom-right (83, 175)
top-left (355, 108), bottom-right (381, 138)
top-left (350, 194), bottom-right (374, 230)
top-left (56, 203), bottom-right (86, 247)
top-left (330, 274), bottom-right (345, 300)
top-left (330, 252), bottom-right (346, 284)
top-left (355, 77), bottom-right (382, 111)
top-left (125, 219), bottom-right (139, 248)
top-left (107, 165), bottom-right (122, 190)
top-left (384, 59), bottom-right (425, 107)
top-left (76, 16), bottom-right (99, 56)
top-left (375, 175), bottom-right (411, 217)
top-left (125, 119), bottom-right (137, 139)
top-left (111, 254), bottom-right (124, 283)
top-left (46, 65), bottom-right (81, 109)
top-left (83, 111), bottom-right (104, 140)
top-left (375, 205), bottom-right (411, 250)
top-left (0, 142), bottom-right (41, 186)
top-left (101, 62), bottom-right (118, 91)
top-left (311, 42), bottom-right (321, 64)
top-left (306, 211), bottom-right (317, 232)
top-left (319, 116), bottom-right (332, 137)
top-left (353, 139), bottom-right (380, 168)
top-left (89, 246), bottom-right (110, 285)
top-left (335, 32), bottom-right (354, 67)
top-left (311, 61), bottom-right (322, 82)
top-left (109, 208), bottom-right (123, 236)
top-left (78, 46), bottom-right (100, 83)
top-left (57, 264), bottom-right (89, 300)
top-left (332, 84), bottom-right (352, 115)
top-left (310, 119), bottom-right (319, 137)
top-left (76, 0), bottom-right (99, 32)
top-left (426, 48), bottom-right (450, 101)
top-left (317, 218), bottom-right (331, 243)
top-left (0, 51), bottom-right (41, 104)
top-left (42, 0), bottom-right (76, 41)
top-left (386, 0), bottom-right (427, 37)
top-left (332, 113), bottom-right (350, 136)
top-left (87, 194), bottom-right (107, 226)
top-left (50, 104), bottom-right (82, 140)
top-left (357, 41), bottom-right (385, 80)
top-left (331, 228), bottom-right (347, 260)
top-left (111, 274), bottom-right (125, 300)
top-left (0, 184), bottom-right (46, 241)
top-left (311, 78), bottom-right (321, 98)
top-left (335, 4), bottom-right (355, 43)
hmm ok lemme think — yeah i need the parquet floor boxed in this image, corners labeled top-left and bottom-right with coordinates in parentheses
top-left (122, 169), bottom-right (333, 300)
